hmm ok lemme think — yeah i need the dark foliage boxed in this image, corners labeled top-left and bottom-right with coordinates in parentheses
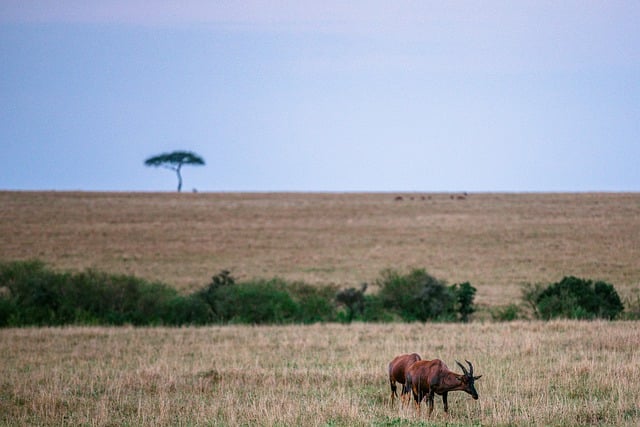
top-left (0, 260), bottom-right (205, 326)
top-left (195, 270), bottom-right (236, 322)
top-left (144, 150), bottom-right (205, 192)
top-left (195, 271), bottom-right (335, 324)
top-left (534, 276), bottom-right (624, 320)
top-left (359, 294), bottom-right (394, 322)
top-left (335, 283), bottom-right (368, 323)
top-left (452, 282), bottom-right (477, 322)
top-left (284, 280), bottom-right (336, 324)
top-left (376, 269), bottom-right (456, 321)
top-left (1, 262), bottom-right (473, 326)
top-left (0, 263), bottom-right (338, 326)
top-left (5, 260), bottom-right (625, 327)
top-left (222, 280), bottom-right (299, 324)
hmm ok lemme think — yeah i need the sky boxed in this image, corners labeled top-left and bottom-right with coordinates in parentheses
top-left (1, 1), bottom-right (639, 192)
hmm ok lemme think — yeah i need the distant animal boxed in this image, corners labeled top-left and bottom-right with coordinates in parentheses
top-left (388, 353), bottom-right (421, 404)
top-left (405, 359), bottom-right (481, 415)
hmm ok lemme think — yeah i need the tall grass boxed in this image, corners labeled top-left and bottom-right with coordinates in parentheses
top-left (1, 321), bottom-right (638, 426)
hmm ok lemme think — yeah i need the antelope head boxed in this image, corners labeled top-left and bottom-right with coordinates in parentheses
top-left (455, 359), bottom-right (482, 400)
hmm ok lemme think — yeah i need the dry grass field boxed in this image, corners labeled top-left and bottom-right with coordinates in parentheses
top-left (1, 321), bottom-right (639, 426)
top-left (2, 191), bottom-right (640, 426)
top-left (1, 191), bottom-right (639, 308)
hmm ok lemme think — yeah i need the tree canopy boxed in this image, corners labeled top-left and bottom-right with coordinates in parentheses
top-left (144, 150), bottom-right (205, 192)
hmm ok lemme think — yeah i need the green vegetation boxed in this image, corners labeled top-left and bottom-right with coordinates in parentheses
top-left (490, 304), bottom-right (522, 321)
top-left (0, 261), bottom-right (337, 326)
top-left (0, 260), bottom-right (207, 326)
top-left (0, 260), bottom-right (632, 326)
top-left (375, 268), bottom-right (477, 322)
top-left (335, 283), bottom-right (367, 323)
top-left (196, 271), bottom-right (336, 324)
top-left (376, 268), bottom-right (454, 321)
top-left (452, 281), bottom-right (477, 322)
top-left (144, 150), bottom-right (205, 192)
top-left (530, 276), bottom-right (624, 320)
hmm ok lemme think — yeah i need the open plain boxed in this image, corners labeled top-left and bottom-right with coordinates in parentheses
top-left (2, 191), bottom-right (639, 306)
top-left (1, 191), bottom-right (640, 426)
top-left (1, 321), bottom-right (639, 426)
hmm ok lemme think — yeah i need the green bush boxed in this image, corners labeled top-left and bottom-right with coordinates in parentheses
top-left (376, 269), bottom-right (455, 321)
top-left (194, 270), bottom-right (235, 322)
top-left (195, 272), bottom-right (335, 324)
top-left (0, 263), bottom-right (339, 326)
top-left (161, 295), bottom-right (212, 325)
top-left (452, 282), bottom-right (477, 322)
top-left (491, 304), bottom-right (522, 321)
top-left (206, 279), bottom-right (298, 324)
top-left (534, 276), bottom-right (624, 320)
top-left (0, 260), bottom-right (208, 326)
top-left (335, 283), bottom-right (367, 323)
top-left (359, 294), bottom-right (394, 322)
top-left (230, 280), bottom-right (299, 324)
top-left (0, 296), bottom-right (16, 327)
top-left (1, 260), bottom-right (71, 325)
top-left (20, 260), bottom-right (631, 326)
top-left (284, 281), bottom-right (336, 323)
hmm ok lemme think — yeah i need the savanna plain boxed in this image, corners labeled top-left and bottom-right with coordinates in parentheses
top-left (1, 191), bottom-right (639, 426)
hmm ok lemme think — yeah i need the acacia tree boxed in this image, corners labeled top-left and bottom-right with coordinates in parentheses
top-left (144, 150), bottom-right (205, 192)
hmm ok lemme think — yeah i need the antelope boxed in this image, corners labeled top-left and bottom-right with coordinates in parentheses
top-left (405, 359), bottom-right (481, 415)
top-left (387, 353), bottom-right (421, 404)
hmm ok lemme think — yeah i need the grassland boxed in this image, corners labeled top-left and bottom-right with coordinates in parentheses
top-left (1, 191), bottom-right (639, 308)
top-left (1, 321), bottom-right (639, 426)
top-left (1, 191), bottom-right (640, 426)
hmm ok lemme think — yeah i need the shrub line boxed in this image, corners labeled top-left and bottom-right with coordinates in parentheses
top-left (0, 260), bottom-right (631, 327)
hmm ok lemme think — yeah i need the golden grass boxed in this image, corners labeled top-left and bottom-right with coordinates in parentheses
top-left (1, 321), bottom-right (639, 426)
top-left (2, 191), bottom-right (640, 309)
top-left (2, 193), bottom-right (639, 425)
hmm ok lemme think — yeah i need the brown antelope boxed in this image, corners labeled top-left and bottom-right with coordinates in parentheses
top-left (405, 359), bottom-right (481, 415)
top-left (387, 353), bottom-right (421, 404)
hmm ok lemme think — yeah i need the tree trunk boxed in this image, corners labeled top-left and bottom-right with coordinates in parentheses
top-left (176, 165), bottom-right (183, 192)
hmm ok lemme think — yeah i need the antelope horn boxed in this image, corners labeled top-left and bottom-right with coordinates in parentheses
top-left (455, 360), bottom-right (469, 376)
top-left (466, 360), bottom-right (474, 376)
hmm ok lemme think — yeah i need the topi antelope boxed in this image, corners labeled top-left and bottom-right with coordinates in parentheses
top-left (405, 359), bottom-right (482, 415)
top-left (387, 353), bottom-right (421, 404)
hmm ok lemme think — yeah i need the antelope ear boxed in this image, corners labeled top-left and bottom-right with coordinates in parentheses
top-left (456, 375), bottom-right (465, 382)
top-left (474, 375), bottom-right (482, 380)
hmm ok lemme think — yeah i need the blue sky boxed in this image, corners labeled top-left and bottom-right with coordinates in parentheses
top-left (2, 1), bottom-right (639, 192)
